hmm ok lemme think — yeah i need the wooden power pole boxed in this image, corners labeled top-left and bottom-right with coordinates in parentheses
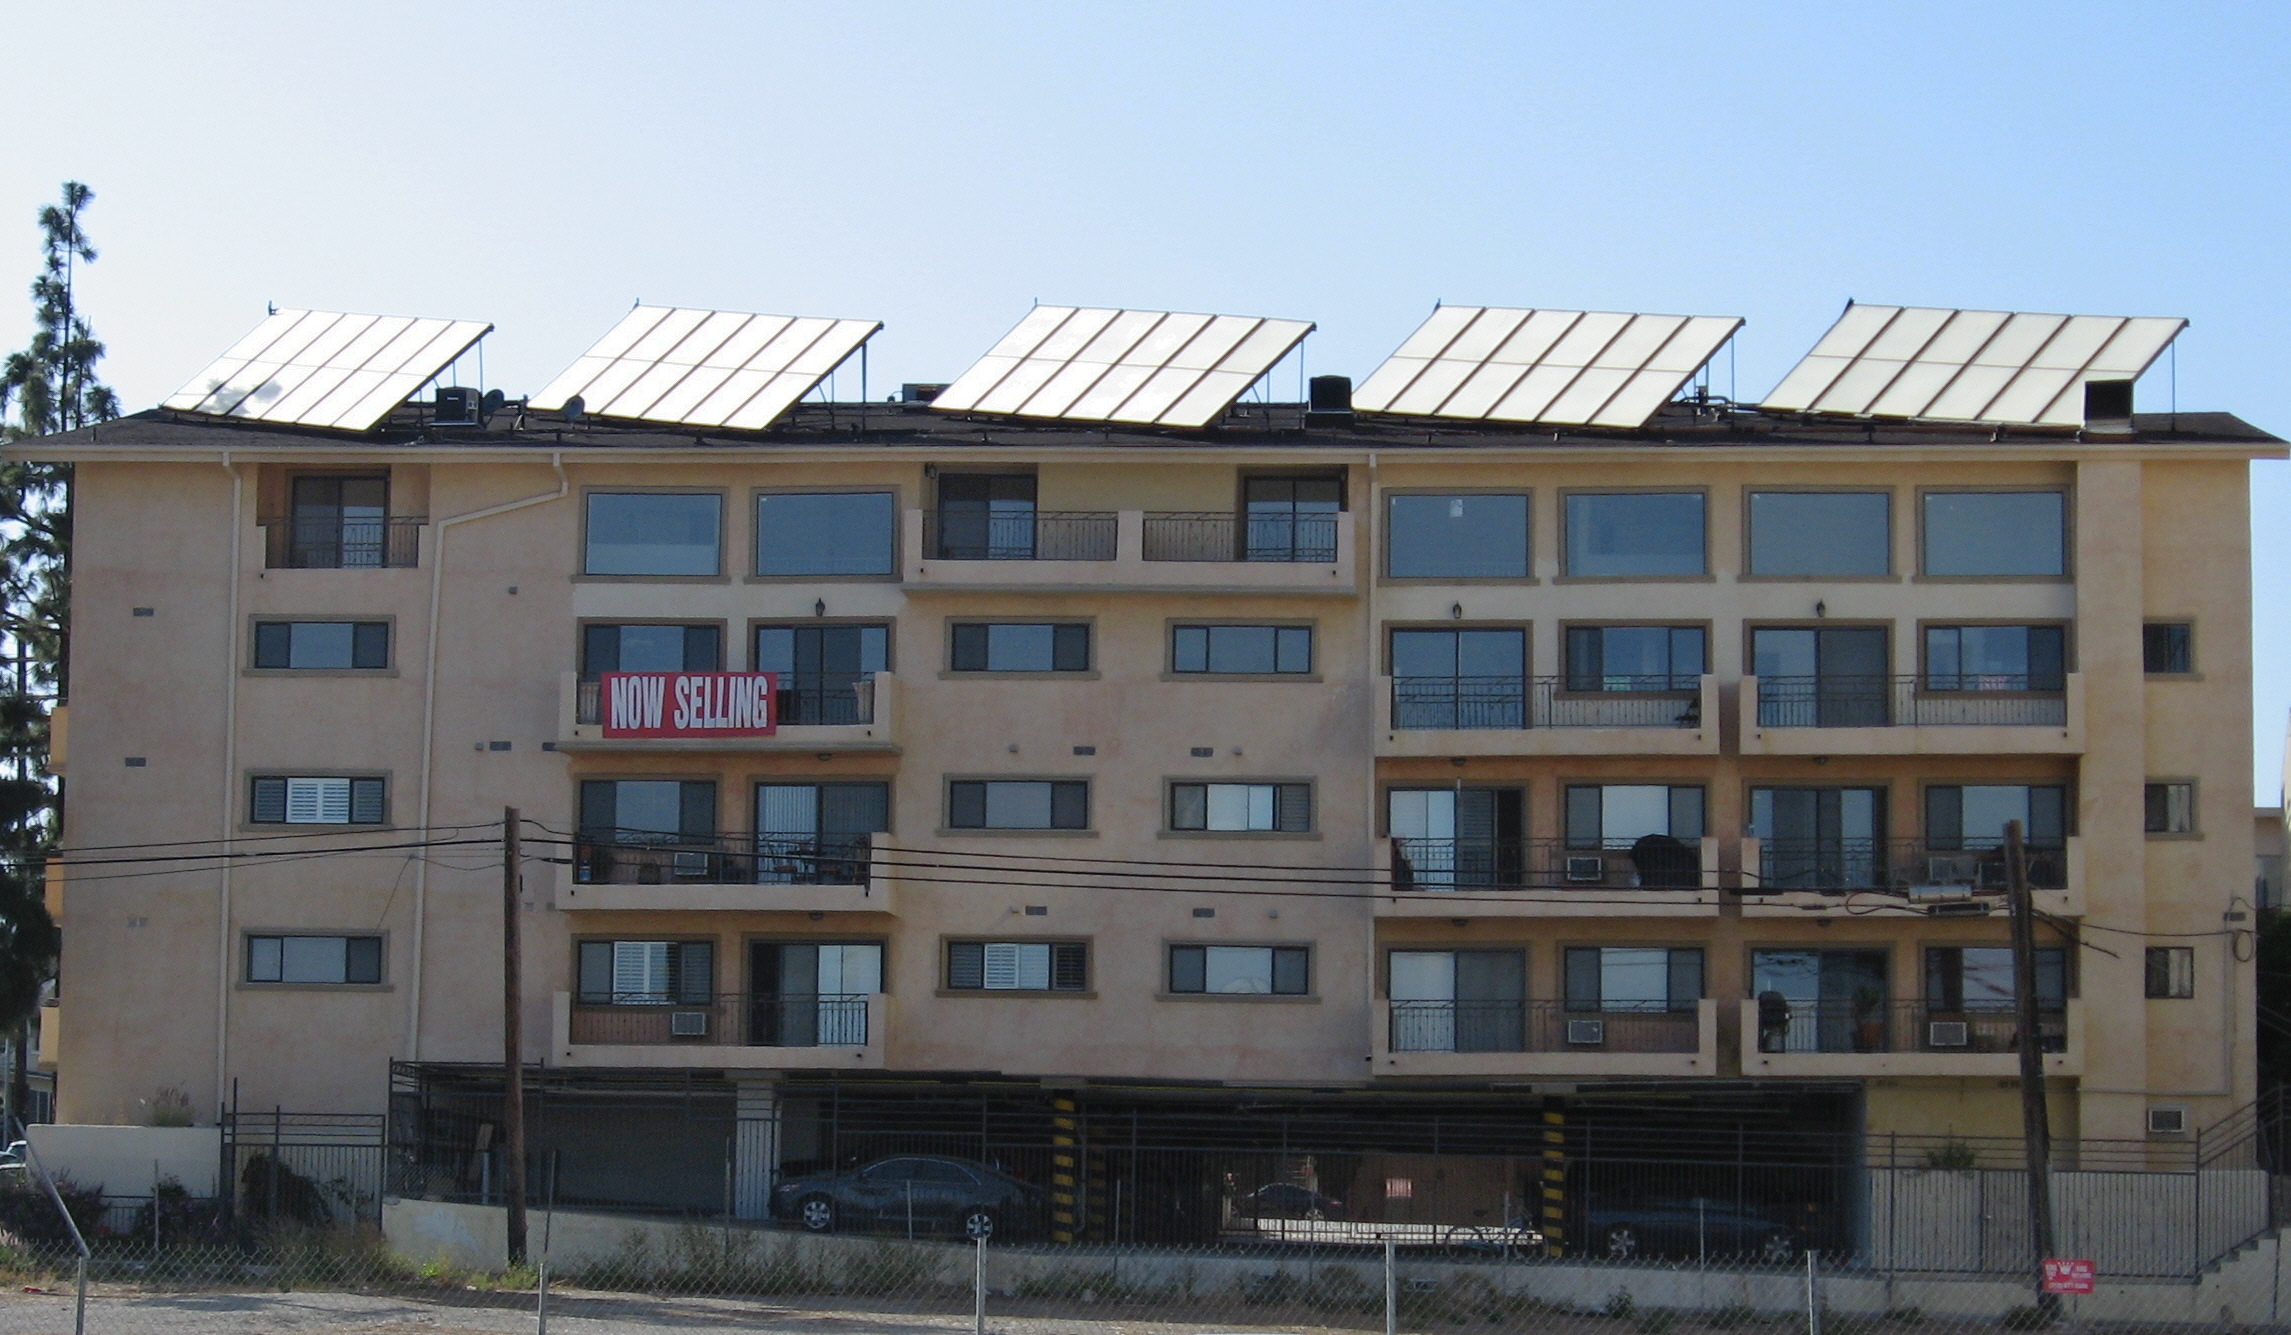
top-left (503, 807), bottom-right (528, 1265)
top-left (2006, 819), bottom-right (2057, 1314)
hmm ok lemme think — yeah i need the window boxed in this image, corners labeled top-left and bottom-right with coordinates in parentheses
top-left (1563, 786), bottom-right (1702, 888)
top-left (945, 941), bottom-right (1088, 992)
top-left (948, 780), bottom-right (1089, 830)
top-left (247, 935), bottom-right (383, 985)
top-left (950, 622), bottom-right (1089, 673)
top-left (253, 621), bottom-right (389, 670)
top-left (755, 492), bottom-right (896, 576)
top-left (1170, 783), bottom-right (1311, 833)
top-left (1925, 785), bottom-right (2067, 849)
top-left (2144, 623), bottom-right (2194, 674)
top-left (580, 779), bottom-right (716, 842)
top-left (287, 475), bottom-right (391, 568)
top-left (935, 474), bottom-right (1037, 559)
top-left (755, 623), bottom-right (889, 723)
top-left (1243, 476), bottom-right (1342, 562)
top-left (1388, 787), bottom-right (1523, 889)
top-left (584, 492), bottom-right (722, 576)
top-left (250, 776), bottom-right (385, 825)
top-left (575, 940), bottom-right (713, 1005)
top-left (2146, 947), bottom-right (2195, 999)
top-left (1752, 626), bottom-right (1890, 727)
top-left (1751, 949), bottom-right (1888, 1053)
top-left (1564, 625), bottom-right (1704, 692)
top-left (581, 624), bottom-right (722, 678)
top-left (1563, 947), bottom-right (1702, 1012)
top-left (1168, 945), bottom-right (1309, 995)
top-left (1172, 624), bottom-right (1312, 675)
top-left (756, 783), bottom-right (889, 884)
top-left (1564, 492), bottom-right (1705, 577)
top-left (1387, 949), bottom-right (1524, 1053)
top-left (1750, 787), bottom-right (1885, 891)
top-left (1747, 491), bottom-right (1891, 576)
top-left (1921, 491), bottom-right (2066, 577)
top-left (1925, 946), bottom-right (2067, 1012)
top-left (2146, 782), bottom-right (2196, 834)
top-left (1387, 494), bottom-right (1528, 578)
top-left (1924, 625), bottom-right (2065, 691)
top-left (1390, 628), bottom-right (1526, 729)
top-left (751, 941), bottom-right (880, 1045)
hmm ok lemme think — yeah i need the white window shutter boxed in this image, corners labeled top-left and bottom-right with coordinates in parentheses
top-left (983, 942), bottom-right (1020, 990)
top-left (285, 777), bottom-right (352, 824)
top-left (614, 941), bottom-right (669, 1000)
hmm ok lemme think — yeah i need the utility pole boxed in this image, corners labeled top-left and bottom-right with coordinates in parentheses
top-left (2006, 819), bottom-right (2057, 1317)
top-left (502, 807), bottom-right (528, 1265)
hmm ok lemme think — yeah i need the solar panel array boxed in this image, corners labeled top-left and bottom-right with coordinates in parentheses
top-left (1352, 306), bottom-right (1742, 428)
top-left (162, 309), bottom-right (492, 432)
top-left (530, 307), bottom-right (881, 431)
top-left (1760, 303), bottom-right (2185, 426)
top-left (930, 306), bottom-right (1314, 428)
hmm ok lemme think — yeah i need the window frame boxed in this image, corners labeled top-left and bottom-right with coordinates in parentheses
top-left (243, 932), bottom-right (387, 988)
top-left (578, 488), bottom-right (729, 581)
top-left (246, 772), bottom-right (390, 828)
top-left (1165, 619), bottom-right (1317, 680)
top-left (1164, 943), bottom-right (1314, 998)
top-left (1562, 783), bottom-right (1707, 850)
top-left (1165, 780), bottom-right (1315, 837)
top-left (1559, 488), bottom-right (1711, 581)
top-left (750, 487), bottom-right (901, 581)
top-left (2145, 946), bottom-right (2196, 999)
top-left (247, 617), bottom-right (394, 674)
top-left (1915, 486), bottom-right (2073, 581)
top-left (1741, 487), bottom-right (1896, 580)
top-left (1917, 621), bottom-right (2071, 694)
top-left (1561, 945), bottom-right (1705, 1013)
top-left (573, 937), bottom-right (718, 1006)
top-left (944, 619), bottom-right (1095, 677)
top-left (2143, 621), bottom-right (2197, 676)
top-left (1560, 622), bottom-right (1709, 695)
top-left (2145, 780), bottom-right (2200, 837)
top-left (577, 620), bottom-right (728, 679)
top-left (943, 778), bottom-right (1093, 834)
top-left (1922, 944), bottom-right (2071, 1013)
top-left (940, 938), bottom-right (1092, 995)
top-left (1380, 488), bottom-right (1534, 583)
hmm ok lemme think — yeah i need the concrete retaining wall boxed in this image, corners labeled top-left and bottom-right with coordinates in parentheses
top-left (26, 1124), bottom-right (220, 1196)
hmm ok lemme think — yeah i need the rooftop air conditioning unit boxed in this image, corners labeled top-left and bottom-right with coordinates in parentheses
top-left (2147, 1106), bottom-right (2189, 1136)
top-left (1927, 1020), bottom-right (1970, 1048)
top-left (900, 382), bottom-right (947, 404)
top-left (1564, 856), bottom-right (1606, 883)
top-left (670, 1010), bottom-right (710, 1038)
top-left (1566, 1019), bottom-right (1606, 1046)
top-left (433, 386), bottom-right (481, 426)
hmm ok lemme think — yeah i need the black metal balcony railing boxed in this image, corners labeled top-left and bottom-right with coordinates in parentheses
top-left (924, 511), bottom-right (1116, 561)
top-left (573, 832), bottom-right (873, 887)
top-left (1750, 1000), bottom-right (2065, 1056)
top-left (1391, 677), bottom-right (1701, 731)
top-left (261, 516), bottom-right (423, 569)
top-left (1390, 837), bottom-right (1705, 892)
top-left (577, 673), bottom-right (876, 728)
top-left (567, 992), bottom-right (869, 1047)
top-left (1389, 1000), bottom-right (1700, 1055)
top-left (1745, 838), bottom-right (2069, 895)
top-left (1756, 675), bottom-right (2067, 729)
top-left (1142, 512), bottom-right (1339, 563)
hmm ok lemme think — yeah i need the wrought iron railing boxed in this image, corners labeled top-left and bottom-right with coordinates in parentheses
top-left (1755, 675), bottom-right (2066, 728)
top-left (577, 672), bottom-right (876, 727)
top-left (1389, 1000), bottom-right (1700, 1054)
top-left (1391, 837), bottom-right (1705, 891)
top-left (567, 992), bottom-right (870, 1047)
top-left (573, 832), bottom-right (873, 886)
top-left (1745, 838), bottom-right (2069, 894)
top-left (261, 516), bottom-right (423, 569)
top-left (1391, 676), bottom-right (1701, 730)
top-left (1749, 999), bottom-right (2065, 1056)
top-left (925, 511), bottom-right (1116, 560)
top-left (1143, 512), bottom-right (1339, 563)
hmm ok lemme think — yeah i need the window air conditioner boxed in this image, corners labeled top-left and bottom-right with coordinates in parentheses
top-left (672, 850), bottom-right (712, 879)
top-left (2147, 1106), bottom-right (2189, 1136)
top-left (1566, 1019), bottom-right (1606, 1046)
top-left (1927, 1021), bottom-right (1970, 1048)
top-left (1925, 855), bottom-right (1975, 885)
top-left (670, 1010), bottom-right (710, 1038)
top-left (1564, 856), bottom-right (1605, 883)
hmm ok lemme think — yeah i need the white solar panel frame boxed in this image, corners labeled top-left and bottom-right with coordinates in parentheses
top-left (1759, 303), bottom-right (2185, 427)
top-left (162, 309), bottom-right (492, 432)
top-left (1352, 306), bottom-right (1742, 429)
top-left (530, 307), bottom-right (882, 432)
top-left (930, 306), bottom-right (1314, 428)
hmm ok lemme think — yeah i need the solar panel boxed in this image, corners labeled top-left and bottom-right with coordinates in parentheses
top-left (930, 306), bottom-right (1314, 429)
top-left (1760, 303), bottom-right (2186, 427)
top-left (162, 309), bottom-right (493, 432)
top-left (530, 307), bottom-right (882, 431)
top-left (1351, 306), bottom-right (1742, 428)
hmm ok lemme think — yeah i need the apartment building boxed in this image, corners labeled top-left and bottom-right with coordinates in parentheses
top-left (17, 301), bottom-right (2278, 1243)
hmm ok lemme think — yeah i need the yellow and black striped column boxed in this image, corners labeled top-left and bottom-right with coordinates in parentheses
top-left (1540, 1101), bottom-right (1566, 1257)
top-left (1050, 1097), bottom-right (1079, 1243)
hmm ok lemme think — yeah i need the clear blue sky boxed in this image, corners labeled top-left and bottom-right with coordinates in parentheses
top-left (5, 1), bottom-right (2285, 795)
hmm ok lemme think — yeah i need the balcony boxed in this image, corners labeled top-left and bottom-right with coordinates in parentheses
top-left (901, 509), bottom-right (1357, 595)
top-left (556, 671), bottom-right (899, 753)
top-left (34, 1001), bottom-right (56, 1071)
top-left (1738, 837), bottom-right (2081, 918)
top-left (258, 516), bottom-right (423, 569)
top-left (1373, 999), bottom-right (1717, 1078)
top-left (45, 704), bottom-right (63, 775)
top-left (1378, 837), bottom-right (1720, 916)
top-left (1376, 676), bottom-right (1718, 757)
top-left (1739, 674), bottom-right (2083, 755)
top-left (1738, 998), bottom-right (2081, 1078)
top-left (551, 991), bottom-right (886, 1070)
top-left (552, 833), bottom-right (893, 914)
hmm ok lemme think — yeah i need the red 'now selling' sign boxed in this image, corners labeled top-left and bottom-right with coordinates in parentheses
top-left (600, 672), bottom-right (777, 738)
top-left (2041, 1259), bottom-right (2095, 1294)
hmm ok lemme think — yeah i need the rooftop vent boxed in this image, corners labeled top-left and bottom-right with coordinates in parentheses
top-left (433, 386), bottom-right (481, 427)
top-left (1306, 375), bottom-right (1354, 428)
top-left (2084, 378), bottom-right (2135, 434)
top-left (901, 383), bottom-right (948, 404)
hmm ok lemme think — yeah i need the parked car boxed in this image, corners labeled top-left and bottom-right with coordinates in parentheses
top-left (1580, 1197), bottom-right (1800, 1264)
top-left (1230, 1181), bottom-right (1345, 1221)
top-left (769, 1155), bottom-right (1043, 1240)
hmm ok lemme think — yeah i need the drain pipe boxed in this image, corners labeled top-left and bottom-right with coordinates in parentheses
top-left (406, 454), bottom-right (567, 1060)
top-left (214, 454), bottom-right (244, 1114)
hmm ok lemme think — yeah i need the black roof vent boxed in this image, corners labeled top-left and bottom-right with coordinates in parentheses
top-left (1306, 375), bottom-right (1353, 428)
top-left (2084, 379), bottom-right (2135, 430)
top-left (901, 383), bottom-right (948, 405)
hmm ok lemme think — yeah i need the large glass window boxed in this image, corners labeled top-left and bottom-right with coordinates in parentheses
top-left (1921, 491), bottom-right (2067, 577)
top-left (1563, 947), bottom-right (1702, 1013)
top-left (1170, 783), bottom-right (1311, 833)
top-left (1565, 492), bottom-right (1705, 577)
top-left (2145, 782), bottom-right (2196, 834)
top-left (751, 941), bottom-right (880, 1045)
top-left (1752, 948), bottom-right (1889, 1053)
top-left (755, 623), bottom-right (889, 724)
top-left (577, 780), bottom-right (717, 882)
top-left (948, 780), bottom-right (1089, 830)
top-left (1168, 945), bottom-right (1310, 996)
top-left (1925, 946), bottom-right (2066, 1012)
top-left (581, 624), bottom-right (722, 678)
top-left (1390, 628), bottom-right (1526, 729)
top-left (1747, 491), bottom-right (1891, 576)
top-left (1924, 625), bottom-right (2065, 691)
top-left (253, 621), bottom-right (390, 670)
top-left (935, 474), bottom-right (1036, 559)
top-left (1243, 476), bottom-right (1341, 562)
top-left (584, 492), bottom-right (723, 576)
top-left (1752, 626), bottom-right (1890, 727)
top-left (1388, 787), bottom-right (1523, 889)
top-left (756, 782), bottom-right (889, 884)
top-left (945, 941), bottom-right (1088, 991)
top-left (1564, 625), bottom-right (1704, 692)
top-left (1387, 494), bottom-right (1528, 578)
top-left (1750, 786), bottom-right (1885, 891)
top-left (1564, 785), bottom-right (1704, 847)
top-left (287, 475), bottom-right (391, 568)
top-left (950, 623), bottom-right (1089, 673)
top-left (247, 935), bottom-right (383, 985)
top-left (755, 492), bottom-right (896, 576)
top-left (1171, 624), bottom-right (1312, 675)
top-left (1388, 949), bottom-right (1524, 1053)
top-left (576, 940), bottom-right (714, 1005)
top-left (1924, 785), bottom-right (2067, 849)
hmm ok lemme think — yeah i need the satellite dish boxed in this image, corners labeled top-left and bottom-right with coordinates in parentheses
top-left (479, 389), bottom-right (506, 426)
top-left (563, 395), bottom-right (585, 426)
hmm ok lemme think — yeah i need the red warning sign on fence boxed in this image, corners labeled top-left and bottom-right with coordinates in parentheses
top-left (2042, 1259), bottom-right (2095, 1294)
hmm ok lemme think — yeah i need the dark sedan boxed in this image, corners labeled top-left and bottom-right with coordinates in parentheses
top-left (769, 1155), bottom-right (1042, 1240)
top-left (1230, 1182), bottom-right (1345, 1221)
top-left (1581, 1197), bottom-right (1801, 1264)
